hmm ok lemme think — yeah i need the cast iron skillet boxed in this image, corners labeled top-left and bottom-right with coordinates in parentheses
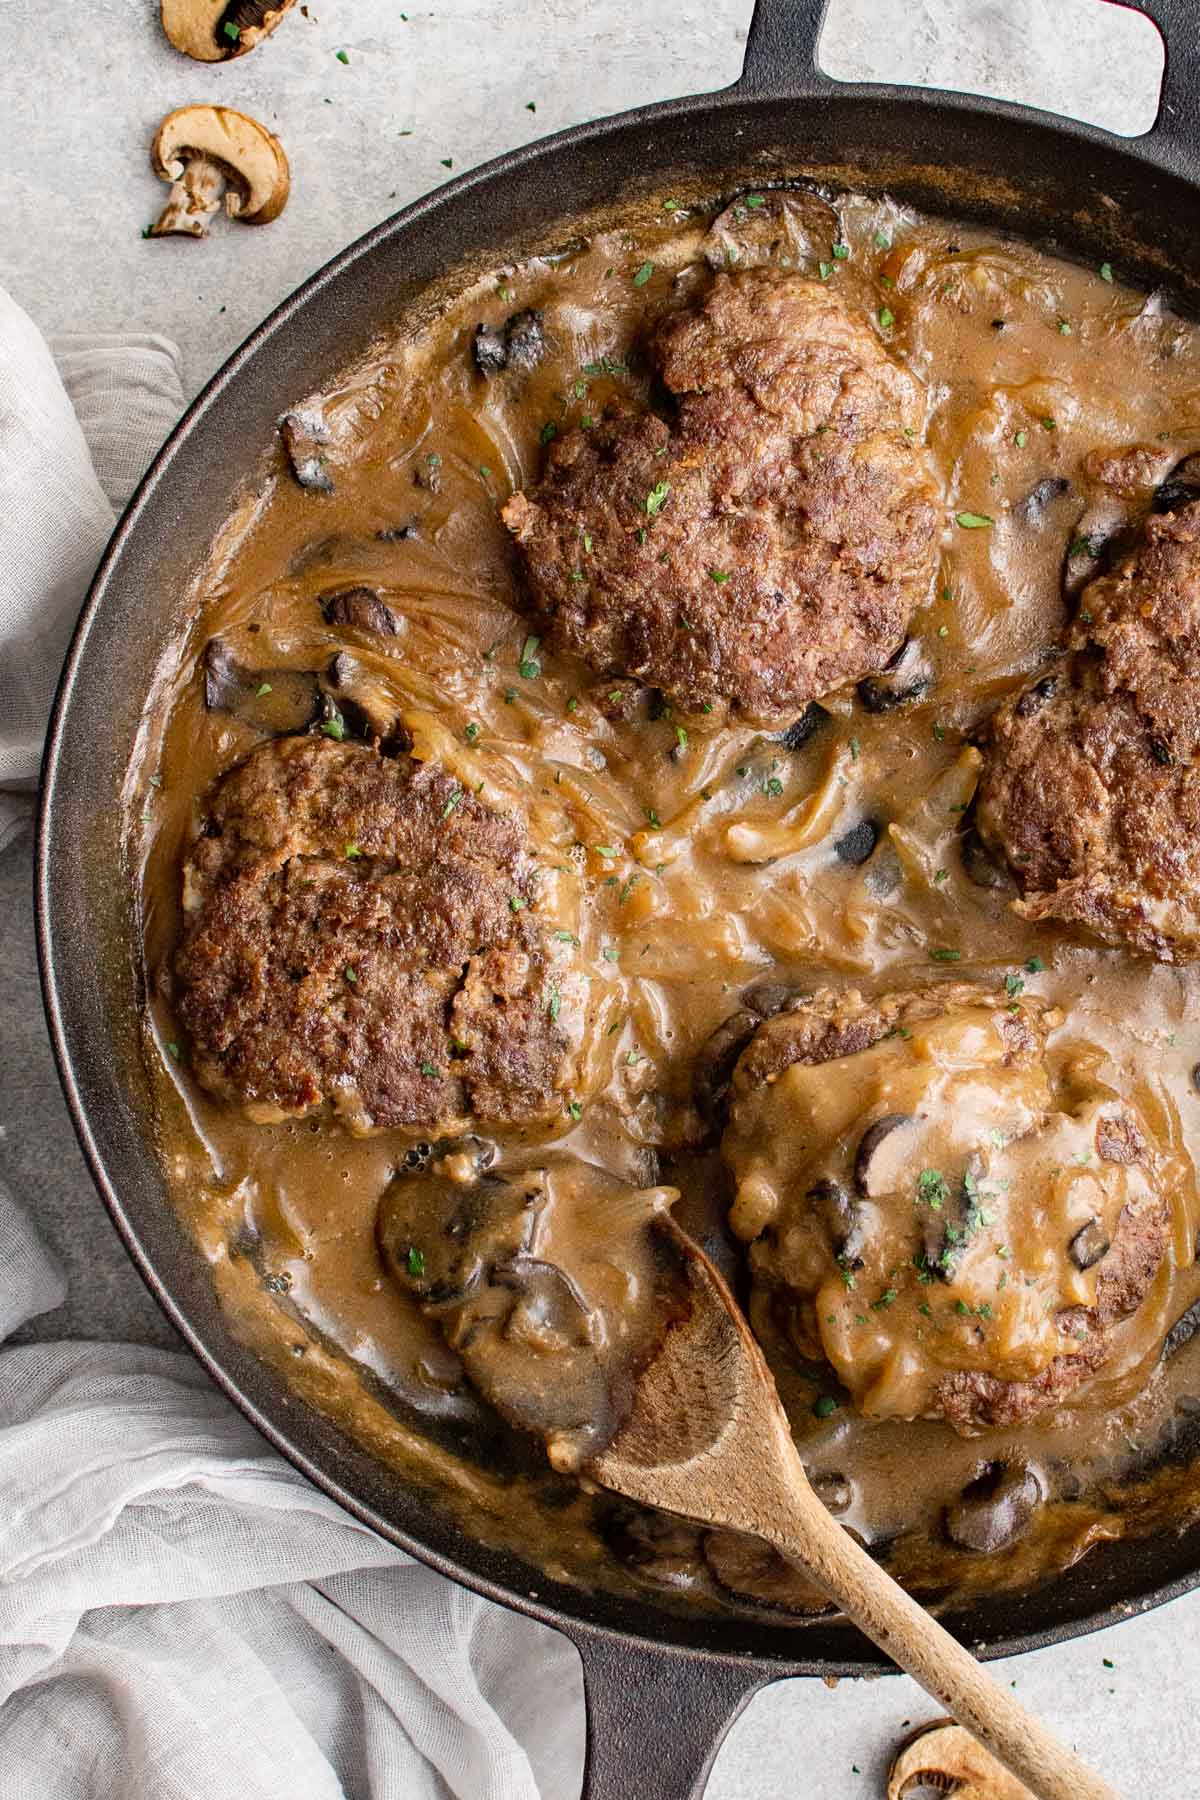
top-left (36, 2), bottom-right (1200, 1793)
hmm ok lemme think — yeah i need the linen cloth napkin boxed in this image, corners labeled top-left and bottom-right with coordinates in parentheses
top-left (0, 285), bottom-right (582, 1799)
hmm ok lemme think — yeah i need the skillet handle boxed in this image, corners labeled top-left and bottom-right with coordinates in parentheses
top-left (739, 0), bottom-right (1200, 164)
top-left (565, 1624), bottom-right (771, 1800)
top-left (738, 0), bottom-right (833, 97)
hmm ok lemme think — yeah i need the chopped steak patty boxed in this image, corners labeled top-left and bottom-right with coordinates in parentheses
top-left (723, 984), bottom-right (1169, 1434)
top-left (175, 736), bottom-right (572, 1132)
top-left (502, 269), bottom-right (940, 725)
top-left (977, 497), bottom-right (1200, 962)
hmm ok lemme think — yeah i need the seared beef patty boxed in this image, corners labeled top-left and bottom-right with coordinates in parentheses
top-left (502, 269), bottom-right (940, 725)
top-left (175, 736), bottom-right (572, 1132)
top-left (977, 498), bottom-right (1200, 963)
top-left (722, 984), bottom-right (1169, 1434)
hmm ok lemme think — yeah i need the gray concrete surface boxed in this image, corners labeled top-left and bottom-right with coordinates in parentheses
top-left (2, 0), bottom-right (1198, 1793)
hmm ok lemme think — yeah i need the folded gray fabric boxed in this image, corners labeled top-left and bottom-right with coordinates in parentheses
top-left (0, 287), bottom-right (582, 1798)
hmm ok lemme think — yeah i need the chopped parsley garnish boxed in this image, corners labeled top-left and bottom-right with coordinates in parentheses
top-left (320, 711), bottom-right (346, 741)
top-left (930, 946), bottom-right (962, 961)
top-left (464, 722), bottom-right (481, 743)
top-left (1005, 972), bottom-right (1025, 999)
top-left (875, 229), bottom-right (891, 249)
top-left (917, 1169), bottom-right (950, 1210)
top-left (601, 946), bottom-right (620, 963)
top-left (594, 845), bottom-right (618, 859)
top-left (1100, 262), bottom-right (1114, 283)
top-left (223, 20), bottom-right (241, 39)
top-left (745, 194), bottom-right (766, 209)
top-left (567, 1099), bottom-right (583, 1120)
top-left (255, 681), bottom-right (273, 697)
top-left (819, 261), bottom-right (834, 280)
top-left (518, 634), bottom-right (542, 679)
top-left (554, 929), bottom-right (579, 944)
top-left (674, 724), bottom-right (689, 751)
top-left (1014, 429), bottom-right (1028, 448)
top-left (440, 789), bottom-right (463, 822)
top-left (871, 1289), bottom-right (898, 1309)
top-left (645, 480), bottom-right (670, 517)
top-left (1041, 416), bottom-right (1057, 432)
top-left (878, 306), bottom-right (895, 330)
top-left (1058, 317), bottom-right (1073, 335)
top-left (335, 48), bottom-right (349, 63)
top-left (540, 421), bottom-right (557, 444)
top-left (344, 842), bottom-right (363, 860)
top-left (547, 987), bottom-right (561, 1022)
top-left (344, 967), bottom-right (358, 985)
top-left (632, 261), bottom-right (655, 287)
top-left (813, 1394), bottom-right (838, 1418)
top-left (645, 807), bottom-right (661, 828)
top-left (708, 568), bottom-right (730, 583)
top-left (166, 1040), bottom-right (181, 1060)
top-left (832, 241), bottom-right (850, 260)
top-left (1026, 955), bottom-right (1046, 973)
top-left (509, 895), bottom-right (526, 912)
top-left (955, 511), bottom-right (994, 529)
top-left (763, 776), bottom-right (784, 798)
top-left (419, 1063), bottom-right (439, 1078)
top-left (407, 1247), bottom-right (426, 1277)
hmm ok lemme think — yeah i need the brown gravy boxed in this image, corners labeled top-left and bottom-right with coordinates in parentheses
top-left (130, 189), bottom-right (1200, 1621)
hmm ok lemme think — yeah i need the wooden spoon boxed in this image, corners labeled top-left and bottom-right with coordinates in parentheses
top-left (583, 1216), bottom-right (1119, 1800)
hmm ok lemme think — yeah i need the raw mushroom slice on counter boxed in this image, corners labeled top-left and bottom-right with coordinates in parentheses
top-left (150, 106), bottom-right (290, 239)
top-left (160, 0), bottom-right (297, 60)
top-left (888, 1719), bottom-right (1036, 1798)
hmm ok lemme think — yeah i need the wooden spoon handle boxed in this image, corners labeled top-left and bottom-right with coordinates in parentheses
top-left (767, 1459), bottom-right (1119, 1800)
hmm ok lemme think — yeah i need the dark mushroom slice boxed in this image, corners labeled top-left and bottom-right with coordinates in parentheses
top-left (960, 825), bottom-right (1015, 892)
top-left (1013, 673), bottom-right (1058, 719)
top-left (376, 521), bottom-right (420, 543)
top-left (1013, 475), bottom-right (1072, 529)
top-left (324, 653), bottom-right (410, 749)
top-left (693, 1009), bottom-right (760, 1119)
top-left (702, 185), bottom-right (843, 274)
top-left (602, 1504), bottom-right (705, 1592)
top-left (944, 1460), bottom-right (1042, 1553)
top-left (834, 818), bottom-right (879, 867)
top-left (1150, 451), bottom-right (1200, 516)
top-left (740, 979), bottom-right (799, 1019)
top-left (280, 406), bottom-right (335, 493)
top-left (857, 639), bottom-right (935, 714)
top-left (776, 701), bottom-right (830, 753)
top-left (1069, 1217), bottom-right (1111, 1272)
top-left (472, 308), bottom-right (548, 376)
top-left (703, 1528), bottom-right (832, 1615)
top-left (1162, 1297), bottom-right (1200, 1362)
top-left (853, 1113), bottom-right (915, 1198)
top-left (810, 1177), bottom-right (870, 1268)
top-left (377, 1166), bottom-right (528, 1310)
top-left (321, 586), bottom-right (401, 636)
top-left (202, 637), bottom-right (322, 735)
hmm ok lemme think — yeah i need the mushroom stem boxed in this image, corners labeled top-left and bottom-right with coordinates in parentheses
top-left (152, 157), bottom-right (225, 238)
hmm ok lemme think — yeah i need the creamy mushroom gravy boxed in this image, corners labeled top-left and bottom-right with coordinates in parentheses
top-left (131, 189), bottom-right (1200, 1621)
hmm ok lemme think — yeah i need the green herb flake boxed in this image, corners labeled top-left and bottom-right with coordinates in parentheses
top-left (849, 737), bottom-right (860, 761)
top-left (930, 946), bottom-right (962, 962)
top-left (917, 1169), bottom-right (950, 1210)
top-left (1041, 416), bottom-right (1057, 432)
top-left (818, 261), bottom-right (834, 280)
top-left (540, 421), bottom-right (557, 445)
top-left (509, 895), bottom-right (527, 913)
top-left (871, 1289), bottom-right (899, 1310)
top-left (565, 697), bottom-right (579, 715)
top-left (223, 20), bottom-right (241, 39)
top-left (1058, 317), bottom-right (1072, 335)
top-left (518, 634), bottom-right (542, 679)
top-left (632, 261), bottom-right (655, 287)
top-left (875, 230), bottom-right (891, 249)
top-left (955, 511), bottom-right (994, 529)
top-left (1026, 955), bottom-right (1046, 973)
top-left (601, 946), bottom-right (620, 963)
top-left (832, 241), bottom-right (850, 260)
top-left (878, 306), bottom-right (895, 330)
top-left (255, 681), bottom-right (273, 697)
top-left (645, 807), bottom-right (661, 828)
top-left (708, 568), bottom-right (731, 583)
top-left (335, 48), bottom-right (350, 63)
top-left (440, 789), bottom-right (463, 823)
top-left (745, 194), bottom-right (766, 210)
top-left (812, 1394), bottom-right (838, 1419)
top-left (674, 724), bottom-right (689, 751)
top-left (320, 711), bottom-right (346, 741)
top-left (419, 1062), bottom-right (439, 1078)
top-left (407, 1247), bottom-right (426, 1278)
top-left (547, 987), bottom-right (561, 1022)
top-left (1005, 972), bottom-right (1025, 999)
top-left (933, 867), bottom-right (948, 885)
top-left (344, 842), bottom-right (363, 860)
top-left (166, 1040), bottom-right (181, 1060)
top-left (464, 722), bottom-right (481, 744)
top-left (440, 158), bottom-right (454, 169)
top-left (1100, 262), bottom-right (1115, 284)
top-left (1015, 429), bottom-right (1028, 448)
top-left (594, 845), bottom-right (618, 859)
top-left (344, 966), bottom-right (358, 985)
top-left (763, 776), bottom-right (784, 798)
top-left (645, 480), bottom-right (670, 517)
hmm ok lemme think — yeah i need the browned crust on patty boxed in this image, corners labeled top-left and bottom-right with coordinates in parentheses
top-left (502, 270), bottom-right (940, 725)
top-left (976, 498), bottom-right (1200, 963)
top-left (175, 736), bottom-right (570, 1132)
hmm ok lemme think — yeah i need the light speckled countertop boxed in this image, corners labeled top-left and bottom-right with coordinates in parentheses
top-left (1, 0), bottom-right (1197, 1792)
